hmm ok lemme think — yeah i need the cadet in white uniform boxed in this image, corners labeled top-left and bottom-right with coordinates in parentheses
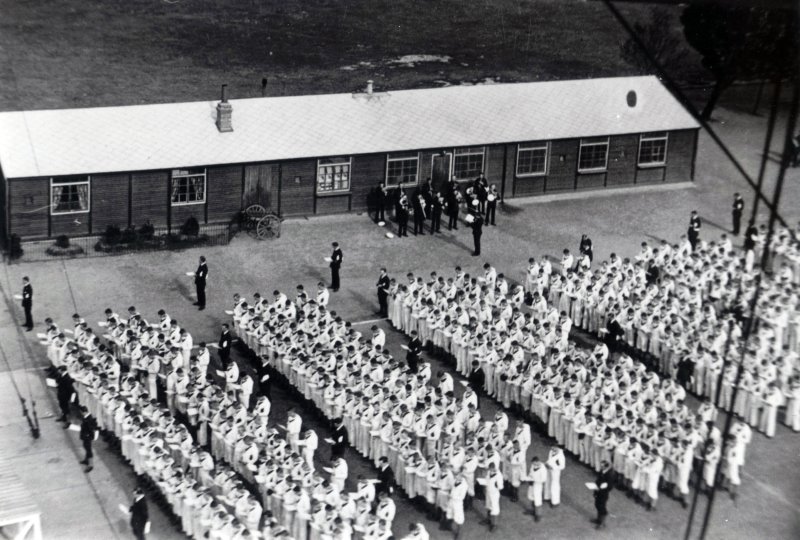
top-left (525, 456), bottom-right (547, 521)
top-left (544, 445), bottom-right (566, 506)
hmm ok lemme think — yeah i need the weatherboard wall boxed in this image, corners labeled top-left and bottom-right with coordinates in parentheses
top-left (2, 128), bottom-right (698, 241)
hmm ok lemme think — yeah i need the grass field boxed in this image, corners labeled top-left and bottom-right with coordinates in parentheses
top-left (0, 0), bottom-right (704, 111)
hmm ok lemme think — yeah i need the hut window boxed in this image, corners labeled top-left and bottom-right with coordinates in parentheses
top-left (171, 168), bottom-right (206, 205)
top-left (317, 157), bottom-right (351, 193)
top-left (516, 142), bottom-right (549, 176)
top-left (578, 137), bottom-right (610, 172)
top-left (386, 153), bottom-right (419, 186)
top-left (638, 132), bottom-right (669, 167)
top-left (50, 176), bottom-right (90, 215)
top-left (453, 146), bottom-right (485, 180)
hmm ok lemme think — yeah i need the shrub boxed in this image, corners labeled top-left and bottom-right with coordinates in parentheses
top-left (103, 225), bottom-right (122, 246)
top-left (8, 234), bottom-right (23, 260)
top-left (138, 222), bottom-right (155, 241)
top-left (121, 226), bottom-right (138, 244)
top-left (55, 235), bottom-right (70, 249)
top-left (47, 235), bottom-right (84, 257)
top-left (180, 216), bottom-right (200, 237)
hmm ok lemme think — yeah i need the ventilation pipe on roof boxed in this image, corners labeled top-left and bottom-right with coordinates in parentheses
top-left (366, 80), bottom-right (374, 95)
top-left (216, 84), bottom-right (233, 132)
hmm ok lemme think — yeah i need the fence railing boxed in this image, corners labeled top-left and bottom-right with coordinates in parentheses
top-left (5, 222), bottom-right (236, 263)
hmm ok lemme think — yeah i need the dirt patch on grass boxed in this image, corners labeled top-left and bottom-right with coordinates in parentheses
top-left (0, 0), bottom-right (704, 111)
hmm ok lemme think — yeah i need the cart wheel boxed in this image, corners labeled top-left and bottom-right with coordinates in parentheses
top-left (244, 204), bottom-right (267, 220)
top-left (256, 214), bottom-right (282, 239)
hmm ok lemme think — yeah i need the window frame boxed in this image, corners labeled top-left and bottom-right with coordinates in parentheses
top-left (50, 176), bottom-right (91, 215)
top-left (515, 142), bottom-right (550, 177)
top-left (577, 137), bottom-right (610, 173)
top-left (385, 152), bottom-right (420, 187)
top-left (316, 157), bottom-right (353, 195)
top-left (170, 168), bottom-right (207, 206)
top-left (452, 146), bottom-right (486, 181)
top-left (637, 132), bottom-right (669, 168)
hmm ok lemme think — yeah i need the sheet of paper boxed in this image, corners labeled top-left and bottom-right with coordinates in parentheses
top-left (585, 482), bottom-right (598, 490)
top-left (185, 272), bottom-right (195, 277)
top-left (209, 344), bottom-right (220, 349)
top-left (98, 321), bottom-right (108, 328)
top-left (46, 378), bottom-right (57, 388)
top-left (64, 329), bottom-right (73, 334)
top-left (225, 310), bottom-right (234, 315)
top-left (324, 438), bottom-right (335, 444)
top-left (118, 504), bottom-right (130, 515)
top-left (36, 332), bottom-right (47, 339)
top-left (13, 294), bottom-right (23, 300)
top-left (324, 257), bottom-right (332, 263)
top-left (68, 424), bottom-right (80, 432)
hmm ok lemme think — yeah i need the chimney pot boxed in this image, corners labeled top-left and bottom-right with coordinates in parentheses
top-left (366, 80), bottom-right (374, 95)
top-left (216, 84), bottom-right (233, 132)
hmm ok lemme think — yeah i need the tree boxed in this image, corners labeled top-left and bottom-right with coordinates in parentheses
top-left (681, 2), bottom-right (797, 120)
top-left (620, 7), bottom-right (687, 75)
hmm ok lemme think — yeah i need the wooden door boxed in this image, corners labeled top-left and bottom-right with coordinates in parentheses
top-left (243, 164), bottom-right (280, 212)
top-left (431, 153), bottom-right (452, 191)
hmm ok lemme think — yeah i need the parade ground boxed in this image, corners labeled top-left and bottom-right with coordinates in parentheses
top-left (0, 98), bottom-right (799, 540)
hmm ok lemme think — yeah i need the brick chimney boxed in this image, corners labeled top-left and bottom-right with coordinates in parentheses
top-left (216, 84), bottom-right (233, 132)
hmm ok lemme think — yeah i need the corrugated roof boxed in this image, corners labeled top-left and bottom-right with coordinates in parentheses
top-left (0, 76), bottom-right (698, 179)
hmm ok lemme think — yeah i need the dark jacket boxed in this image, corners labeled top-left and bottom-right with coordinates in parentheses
top-left (80, 414), bottom-right (98, 442)
top-left (22, 284), bottom-right (33, 308)
top-left (130, 496), bottom-right (149, 531)
top-left (195, 262), bottom-right (208, 285)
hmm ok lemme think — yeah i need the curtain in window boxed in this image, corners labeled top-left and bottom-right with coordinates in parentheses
top-left (51, 185), bottom-right (64, 210)
top-left (171, 178), bottom-right (182, 202)
top-left (76, 183), bottom-right (89, 210)
top-left (189, 176), bottom-right (204, 201)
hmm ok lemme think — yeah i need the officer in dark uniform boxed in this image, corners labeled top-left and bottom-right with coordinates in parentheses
top-left (218, 324), bottom-right (232, 368)
top-left (468, 361), bottom-right (485, 397)
top-left (330, 242), bottom-right (343, 291)
top-left (55, 366), bottom-right (74, 424)
top-left (331, 417), bottom-right (349, 460)
top-left (193, 256), bottom-right (208, 310)
top-left (376, 268), bottom-right (390, 317)
top-left (592, 461), bottom-right (615, 529)
top-left (377, 456), bottom-right (395, 495)
top-left (688, 210), bottom-right (701, 252)
top-left (129, 487), bottom-right (149, 540)
top-left (474, 173), bottom-right (488, 213)
top-left (406, 331), bottom-right (423, 373)
top-left (732, 193), bottom-right (744, 235)
top-left (579, 234), bottom-right (594, 263)
top-left (21, 276), bottom-right (33, 331)
top-left (470, 203), bottom-right (484, 256)
top-left (446, 179), bottom-right (460, 230)
top-left (744, 221), bottom-right (759, 251)
top-left (78, 406), bottom-right (98, 472)
top-left (397, 193), bottom-right (409, 237)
